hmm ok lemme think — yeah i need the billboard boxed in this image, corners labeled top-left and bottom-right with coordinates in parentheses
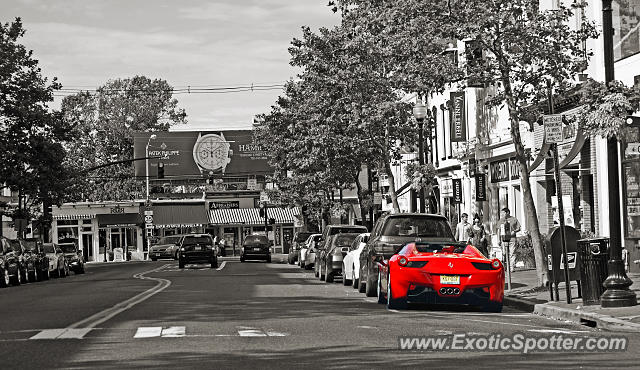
top-left (133, 130), bottom-right (272, 178)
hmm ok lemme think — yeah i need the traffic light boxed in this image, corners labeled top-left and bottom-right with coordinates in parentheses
top-left (269, 218), bottom-right (276, 225)
top-left (627, 116), bottom-right (640, 126)
top-left (157, 162), bottom-right (164, 179)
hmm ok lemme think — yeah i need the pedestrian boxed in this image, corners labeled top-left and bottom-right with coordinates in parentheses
top-left (468, 214), bottom-right (488, 257)
top-left (454, 213), bottom-right (470, 242)
top-left (498, 207), bottom-right (521, 272)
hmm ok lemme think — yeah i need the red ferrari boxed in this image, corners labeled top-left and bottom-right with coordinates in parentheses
top-left (377, 242), bottom-right (504, 312)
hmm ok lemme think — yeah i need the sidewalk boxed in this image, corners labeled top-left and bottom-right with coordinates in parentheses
top-left (504, 269), bottom-right (640, 332)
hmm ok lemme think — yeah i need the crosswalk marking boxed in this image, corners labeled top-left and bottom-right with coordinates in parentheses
top-left (161, 326), bottom-right (186, 337)
top-left (134, 327), bottom-right (163, 338)
top-left (134, 326), bottom-right (186, 338)
top-left (30, 328), bottom-right (93, 340)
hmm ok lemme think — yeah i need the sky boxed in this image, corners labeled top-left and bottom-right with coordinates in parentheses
top-left (1, 0), bottom-right (339, 131)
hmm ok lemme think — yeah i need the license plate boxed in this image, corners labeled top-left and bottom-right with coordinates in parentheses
top-left (155, 253), bottom-right (160, 256)
top-left (440, 275), bottom-right (460, 284)
top-left (253, 247), bottom-right (261, 251)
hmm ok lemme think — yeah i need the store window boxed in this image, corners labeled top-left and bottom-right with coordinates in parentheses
top-left (614, 0), bottom-right (640, 61)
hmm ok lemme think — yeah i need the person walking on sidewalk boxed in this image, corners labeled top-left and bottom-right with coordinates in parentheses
top-left (468, 214), bottom-right (488, 257)
top-left (498, 207), bottom-right (520, 272)
top-left (454, 213), bottom-right (470, 242)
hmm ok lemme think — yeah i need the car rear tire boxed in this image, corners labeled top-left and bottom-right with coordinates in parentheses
top-left (43, 268), bottom-right (50, 280)
top-left (267, 255), bottom-right (272, 263)
top-left (377, 271), bottom-right (386, 304)
top-left (325, 263), bottom-right (334, 283)
top-left (387, 273), bottom-right (407, 309)
top-left (352, 265), bottom-right (359, 289)
top-left (319, 262), bottom-right (325, 281)
top-left (342, 264), bottom-right (350, 286)
top-left (1, 269), bottom-right (9, 287)
top-left (11, 269), bottom-right (21, 286)
top-left (211, 257), bottom-right (219, 269)
top-left (358, 266), bottom-right (366, 293)
top-left (365, 268), bottom-right (377, 297)
top-left (178, 259), bottom-right (185, 269)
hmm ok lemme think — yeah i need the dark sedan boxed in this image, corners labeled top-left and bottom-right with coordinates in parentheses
top-left (178, 234), bottom-right (218, 269)
top-left (241, 235), bottom-right (271, 263)
top-left (150, 235), bottom-right (183, 261)
top-left (1, 237), bottom-right (22, 287)
top-left (21, 239), bottom-right (50, 281)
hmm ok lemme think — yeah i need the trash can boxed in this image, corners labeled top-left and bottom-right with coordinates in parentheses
top-left (577, 238), bottom-right (609, 305)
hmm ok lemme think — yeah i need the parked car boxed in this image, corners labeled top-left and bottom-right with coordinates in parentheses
top-left (321, 233), bottom-right (360, 283)
top-left (58, 242), bottom-right (85, 274)
top-left (240, 235), bottom-right (271, 263)
top-left (342, 233), bottom-right (370, 289)
top-left (376, 242), bottom-right (504, 312)
top-left (7, 239), bottom-right (28, 284)
top-left (42, 243), bottom-right (69, 278)
top-left (150, 235), bottom-right (183, 261)
top-left (177, 234), bottom-right (218, 269)
top-left (0, 237), bottom-right (22, 287)
top-left (288, 231), bottom-right (314, 265)
top-left (315, 224), bottom-right (368, 279)
top-left (21, 238), bottom-right (50, 281)
top-left (359, 213), bottom-right (455, 297)
top-left (300, 234), bottom-right (321, 269)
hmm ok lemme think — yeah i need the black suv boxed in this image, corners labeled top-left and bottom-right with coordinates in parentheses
top-left (178, 234), bottom-right (218, 269)
top-left (1, 237), bottom-right (25, 286)
top-left (21, 238), bottom-right (50, 282)
top-left (59, 242), bottom-right (85, 274)
top-left (241, 235), bottom-right (271, 263)
top-left (359, 213), bottom-right (455, 297)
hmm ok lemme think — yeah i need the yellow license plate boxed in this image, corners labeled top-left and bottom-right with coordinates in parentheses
top-left (440, 275), bottom-right (460, 285)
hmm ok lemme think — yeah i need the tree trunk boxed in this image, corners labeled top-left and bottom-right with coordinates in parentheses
top-left (502, 78), bottom-right (549, 287)
top-left (355, 169), bottom-right (367, 225)
top-left (383, 157), bottom-right (400, 213)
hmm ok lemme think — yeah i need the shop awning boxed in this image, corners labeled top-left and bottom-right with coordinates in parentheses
top-left (97, 213), bottom-right (141, 227)
top-left (53, 214), bottom-right (94, 220)
top-left (208, 207), bottom-right (300, 225)
top-left (151, 204), bottom-right (209, 228)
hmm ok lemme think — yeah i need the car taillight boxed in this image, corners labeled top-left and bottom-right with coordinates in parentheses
top-left (398, 256), bottom-right (408, 266)
top-left (492, 259), bottom-right (502, 269)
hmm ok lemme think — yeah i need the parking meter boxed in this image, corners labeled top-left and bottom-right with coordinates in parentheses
top-left (500, 222), bottom-right (512, 242)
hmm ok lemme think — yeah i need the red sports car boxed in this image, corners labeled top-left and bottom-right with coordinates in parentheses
top-left (377, 242), bottom-right (504, 312)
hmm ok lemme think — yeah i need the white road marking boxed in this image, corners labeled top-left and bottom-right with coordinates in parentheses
top-left (238, 329), bottom-right (267, 337)
top-left (216, 261), bottom-right (227, 271)
top-left (265, 331), bottom-right (287, 337)
top-left (134, 327), bottom-right (163, 338)
top-left (357, 326), bottom-right (377, 329)
top-left (161, 326), bottom-right (186, 337)
top-left (30, 328), bottom-right (93, 340)
top-left (528, 329), bottom-right (590, 334)
top-left (435, 330), bottom-right (453, 335)
top-left (67, 264), bottom-right (172, 330)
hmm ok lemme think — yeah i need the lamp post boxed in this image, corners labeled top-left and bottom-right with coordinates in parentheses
top-left (600, 0), bottom-right (636, 307)
top-left (413, 101), bottom-right (428, 213)
top-left (145, 134), bottom-right (157, 200)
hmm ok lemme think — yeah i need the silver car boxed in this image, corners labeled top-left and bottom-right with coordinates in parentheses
top-left (299, 234), bottom-right (321, 269)
top-left (303, 234), bottom-right (322, 270)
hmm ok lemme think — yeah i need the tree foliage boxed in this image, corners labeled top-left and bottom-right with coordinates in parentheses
top-left (61, 76), bottom-right (187, 201)
top-left (0, 18), bottom-right (74, 227)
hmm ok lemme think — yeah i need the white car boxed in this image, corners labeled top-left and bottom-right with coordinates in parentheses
top-left (299, 234), bottom-right (321, 269)
top-left (303, 234), bottom-right (323, 270)
top-left (43, 243), bottom-right (69, 278)
top-left (342, 233), bottom-right (370, 289)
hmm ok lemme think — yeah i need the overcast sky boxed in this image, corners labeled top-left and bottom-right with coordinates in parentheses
top-left (2, 0), bottom-right (339, 131)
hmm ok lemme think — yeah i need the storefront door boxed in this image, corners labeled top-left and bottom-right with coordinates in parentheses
top-left (82, 233), bottom-right (93, 262)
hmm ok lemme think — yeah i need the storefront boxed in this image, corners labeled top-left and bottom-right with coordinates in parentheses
top-left (623, 120), bottom-right (640, 272)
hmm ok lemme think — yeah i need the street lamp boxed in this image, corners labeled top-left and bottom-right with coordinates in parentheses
top-left (600, 0), bottom-right (636, 307)
top-left (413, 101), bottom-right (428, 213)
top-left (145, 134), bottom-right (157, 200)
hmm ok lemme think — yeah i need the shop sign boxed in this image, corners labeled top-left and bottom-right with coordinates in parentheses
top-left (452, 179), bottom-right (462, 203)
top-left (490, 157), bottom-right (519, 183)
top-left (449, 91), bottom-right (466, 142)
top-left (475, 174), bottom-right (486, 201)
top-left (441, 178), bottom-right (453, 196)
top-left (209, 201), bottom-right (240, 210)
top-left (110, 205), bottom-right (125, 214)
top-left (247, 178), bottom-right (257, 190)
top-left (510, 158), bottom-right (520, 180)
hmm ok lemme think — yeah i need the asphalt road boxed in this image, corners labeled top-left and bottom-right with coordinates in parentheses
top-left (0, 257), bottom-right (638, 369)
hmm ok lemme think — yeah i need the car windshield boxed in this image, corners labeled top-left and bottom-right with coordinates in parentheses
top-left (43, 244), bottom-right (56, 253)
top-left (158, 236), bottom-right (182, 245)
top-left (22, 240), bottom-right (39, 251)
top-left (59, 244), bottom-right (77, 253)
top-left (332, 233), bottom-right (359, 247)
top-left (182, 236), bottom-right (212, 245)
top-left (382, 216), bottom-right (454, 239)
top-left (329, 227), bottom-right (367, 236)
top-left (244, 235), bottom-right (268, 245)
top-left (415, 243), bottom-right (467, 254)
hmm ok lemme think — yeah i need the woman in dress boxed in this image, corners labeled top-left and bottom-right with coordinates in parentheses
top-left (468, 214), bottom-right (489, 257)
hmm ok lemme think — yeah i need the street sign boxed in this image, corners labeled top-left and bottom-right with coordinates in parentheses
top-left (626, 143), bottom-right (640, 157)
top-left (145, 223), bottom-right (154, 229)
top-left (260, 191), bottom-right (269, 202)
top-left (544, 114), bottom-right (563, 144)
top-left (373, 192), bottom-right (382, 205)
top-left (144, 215), bottom-right (153, 224)
top-left (144, 210), bottom-right (154, 216)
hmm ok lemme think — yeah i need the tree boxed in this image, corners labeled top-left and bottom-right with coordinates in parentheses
top-left (0, 18), bottom-right (74, 236)
top-left (61, 76), bottom-right (187, 201)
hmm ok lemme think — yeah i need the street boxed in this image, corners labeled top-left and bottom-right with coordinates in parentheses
top-left (1, 259), bottom-right (638, 369)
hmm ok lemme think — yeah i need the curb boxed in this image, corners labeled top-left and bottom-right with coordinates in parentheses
top-left (533, 303), bottom-right (640, 333)
top-left (503, 296), bottom-right (537, 313)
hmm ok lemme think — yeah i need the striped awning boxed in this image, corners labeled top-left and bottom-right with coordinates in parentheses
top-left (208, 207), bottom-right (300, 225)
top-left (53, 214), bottom-right (94, 220)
